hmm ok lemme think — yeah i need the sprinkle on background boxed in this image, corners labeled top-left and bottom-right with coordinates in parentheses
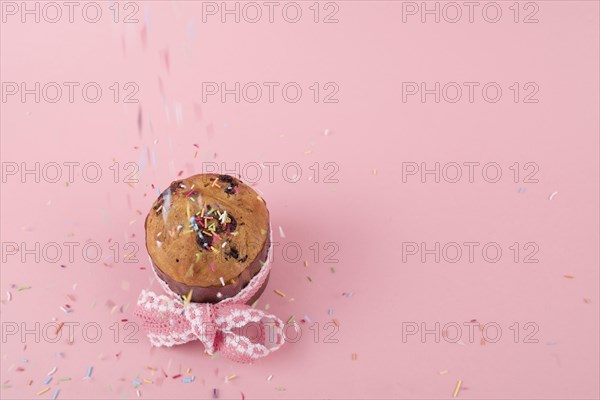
top-left (453, 380), bottom-right (462, 398)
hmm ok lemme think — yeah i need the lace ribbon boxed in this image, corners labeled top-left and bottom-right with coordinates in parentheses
top-left (134, 237), bottom-right (285, 363)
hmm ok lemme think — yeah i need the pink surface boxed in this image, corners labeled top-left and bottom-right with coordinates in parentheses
top-left (1, 1), bottom-right (599, 399)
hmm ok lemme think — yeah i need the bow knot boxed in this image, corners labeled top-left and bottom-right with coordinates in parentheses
top-left (135, 290), bottom-right (286, 363)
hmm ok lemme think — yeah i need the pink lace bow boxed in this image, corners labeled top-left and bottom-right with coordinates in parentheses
top-left (135, 241), bottom-right (286, 363)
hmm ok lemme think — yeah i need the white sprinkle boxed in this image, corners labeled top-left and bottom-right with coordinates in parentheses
top-left (136, 389), bottom-right (141, 397)
top-left (219, 277), bottom-right (225, 287)
top-left (267, 374), bottom-right (273, 381)
top-left (549, 191), bottom-right (559, 201)
top-left (278, 226), bottom-right (286, 238)
top-left (6, 292), bottom-right (11, 302)
top-left (323, 129), bottom-right (330, 136)
top-left (47, 366), bottom-right (57, 376)
top-left (221, 241), bottom-right (228, 248)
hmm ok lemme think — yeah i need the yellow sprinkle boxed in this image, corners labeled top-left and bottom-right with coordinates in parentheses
top-left (453, 380), bottom-right (462, 398)
top-left (260, 229), bottom-right (267, 235)
top-left (274, 290), bottom-right (286, 297)
top-left (226, 374), bottom-right (237, 381)
top-left (36, 388), bottom-right (50, 395)
top-left (186, 367), bottom-right (191, 374)
top-left (439, 370), bottom-right (449, 375)
top-left (183, 289), bottom-right (193, 304)
top-left (55, 322), bottom-right (64, 335)
top-left (143, 379), bottom-right (153, 384)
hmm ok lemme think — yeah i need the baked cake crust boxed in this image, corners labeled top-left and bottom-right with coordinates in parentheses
top-left (145, 173), bottom-right (270, 303)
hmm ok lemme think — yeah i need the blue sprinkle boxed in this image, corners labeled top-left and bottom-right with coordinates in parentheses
top-left (182, 375), bottom-right (196, 383)
top-left (86, 366), bottom-right (93, 378)
top-left (52, 388), bottom-right (60, 400)
top-left (44, 376), bottom-right (53, 384)
top-left (328, 309), bottom-right (333, 315)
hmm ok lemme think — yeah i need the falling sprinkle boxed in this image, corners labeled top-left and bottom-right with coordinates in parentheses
top-left (328, 309), bottom-right (333, 315)
top-left (333, 318), bottom-right (340, 327)
top-left (306, 276), bottom-right (313, 282)
top-left (549, 191), bottom-right (559, 200)
top-left (351, 353), bottom-right (358, 360)
top-left (563, 275), bottom-right (575, 279)
top-left (36, 388), bottom-right (50, 396)
top-left (274, 290), bottom-right (286, 298)
top-left (17, 286), bottom-right (31, 292)
top-left (51, 388), bottom-right (60, 400)
top-left (267, 375), bottom-right (273, 381)
top-left (518, 187), bottom-right (526, 193)
top-left (330, 267), bottom-right (336, 273)
top-left (213, 388), bottom-right (218, 398)
top-left (439, 370), bottom-right (449, 375)
top-left (47, 367), bottom-right (57, 376)
top-left (225, 374), bottom-right (237, 382)
top-left (6, 292), bottom-right (11, 302)
top-left (372, 168), bottom-right (377, 175)
top-left (303, 260), bottom-right (308, 267)
top-left (453, 380), bottom-right (462, 398)
top-left (286, 315), bottom-right (295, 324)
top-left (44, 377), bottom-right (52, 385)
top-left (86, 367), bottom-right (93, 378)
top-left (323, 129), bottom-right (331, 136)
top-left (278, 226), bottom-right (286, 238)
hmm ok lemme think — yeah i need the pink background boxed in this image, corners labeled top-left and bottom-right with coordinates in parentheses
top-left (1, 1), bottom-right (599, 399)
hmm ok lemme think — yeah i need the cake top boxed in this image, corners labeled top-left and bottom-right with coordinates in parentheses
top-left (145, 174), bottom-right (270, 288)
